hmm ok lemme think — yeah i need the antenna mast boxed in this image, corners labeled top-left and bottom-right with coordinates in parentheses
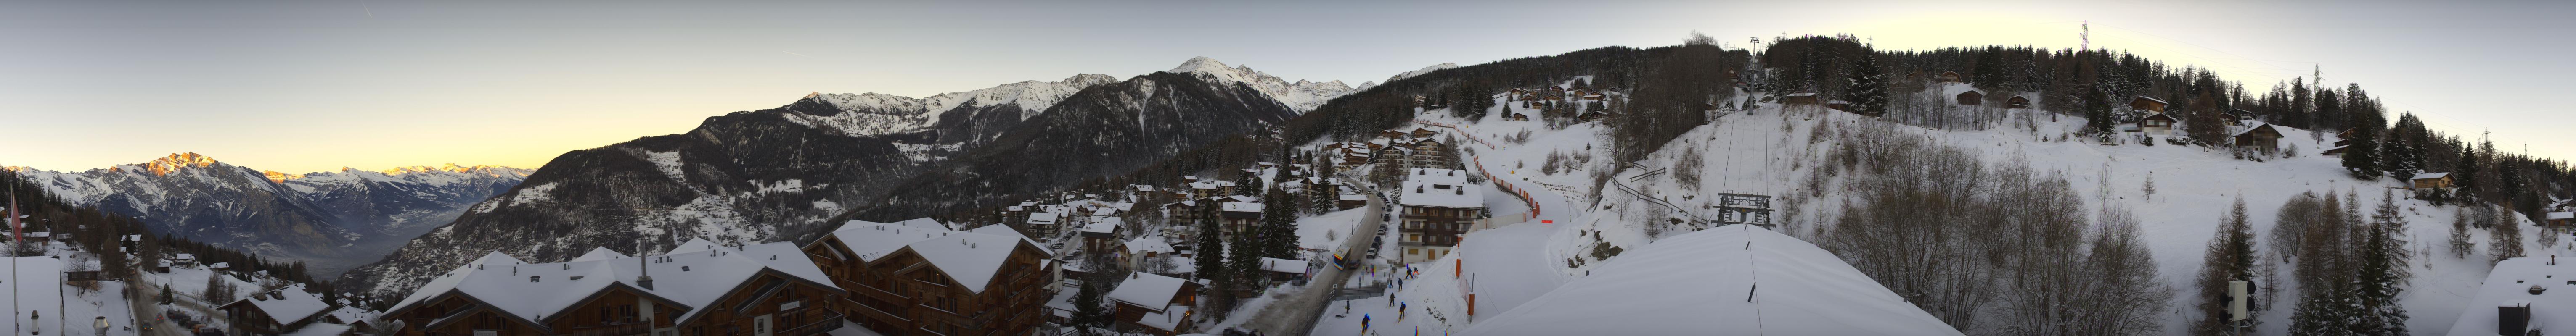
top-left (2081, 21), bottom-right (2089, 52)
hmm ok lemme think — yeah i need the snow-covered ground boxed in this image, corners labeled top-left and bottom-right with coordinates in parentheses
top-left (1300, 84), bottom-right (2540, 335)
top-left (2, 245), bottom-right (139, 336)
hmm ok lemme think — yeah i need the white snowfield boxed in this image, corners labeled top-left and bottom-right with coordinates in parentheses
top-left (1468, 225), bottom-right (1963, 336)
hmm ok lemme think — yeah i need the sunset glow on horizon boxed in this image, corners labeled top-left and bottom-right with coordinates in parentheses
top-left (6, 0), bottom-right (2571, 173)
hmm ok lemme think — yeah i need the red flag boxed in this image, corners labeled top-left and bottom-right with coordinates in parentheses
top-left (8, 187), bottom-right (19, 245)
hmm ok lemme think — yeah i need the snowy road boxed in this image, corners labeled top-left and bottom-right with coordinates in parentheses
top-left (1239, 190), bottom-right (1384, 336)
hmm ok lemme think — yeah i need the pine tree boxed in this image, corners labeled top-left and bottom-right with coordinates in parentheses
top-left (159, 285), bottom-right (173, 304)
top-left (2190, 197), bottom-right (2260, 335)
top-left (2346, 189), bottom-right (2411, 335)
top-left (1261, 188), bottom-right (1304, 260)
top-left (2341, 123), bottom-right (2381, 180)
top-left (1194, 218), bottom-right (1226, 281)
top-left (1844, 53), bottom-right (1888, 115)
top-left (1070, 277), bottom-right (1109, 333)
top-left (2084, 87), bottom-right (2114, 136)
top-left (2455, 145), bottom-right (2482, 202)
top-left (1227, 232), bottom-right (1264, 290)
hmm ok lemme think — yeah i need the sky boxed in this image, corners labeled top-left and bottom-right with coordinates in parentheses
top-left (3, 0), bottom-right (2570, 173)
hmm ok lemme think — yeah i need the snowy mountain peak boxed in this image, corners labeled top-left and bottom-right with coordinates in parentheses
top-left (380, 164), bottom-right (532, 178)
top-left (263, 170), bottom-right (307, 183)
top-left (140, 152), bottom-right (227, 176)
top-left (784, 73), bottom-right (1122, 137)
top-left (1387, 63), bottom-right (1460, 82)
top-left (1160, 57), bottom-right (1358, 111)
top-left (1168, 56), bottom-right (1240, 74)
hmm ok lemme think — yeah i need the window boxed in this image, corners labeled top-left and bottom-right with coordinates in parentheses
top-left (1408, 248), bottom-right (1419, 255)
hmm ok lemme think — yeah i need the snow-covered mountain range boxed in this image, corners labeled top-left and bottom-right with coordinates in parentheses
top-left (1166, 56), bottom-right (1359, 112)
top-left (340, 57), bottom-right (1324, 297)
top-left (5, 154), bottom-right (528, 273)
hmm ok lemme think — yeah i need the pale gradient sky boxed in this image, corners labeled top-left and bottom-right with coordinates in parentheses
top-left (4, 0), bottom-right (2569, 173)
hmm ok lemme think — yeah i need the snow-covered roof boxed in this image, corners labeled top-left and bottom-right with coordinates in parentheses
top-left (1399, 179), bottom-right (1483, 209)
top-left (1340, 192), bottom-right (1366, 201)
top-left (2228, 122), bottom-right (2277, 137)
top-left (172, 253), bottom-right (196, 260)
top-left (570, 247), bottom-right (629, 262)
top-left (1221, 202), bottom-right (1263, 213)
top-left (1125, 236), bottom-right (1175, 255)
top-left (812, 220), bottom-right (1046, 294)
top-left (1258, 257), bottom-right (1305, 273)
top-left (1106, 272), bottom-right (1191, 312)
top-left (902, 231), bottom-right (1032, 294)
top-left (1138, 304), bottom-right (1192, 331)
top-left (1406, 168), bottom-right (1469, 185)
top-left (2133, 95), bottom-right (2168, 104)
top-left (1026, 212), bottom-right (1059, 225)
top-left (2550, 212), bottom-right (2573, 220)
top-left (967, 224), bottom-right (1042, 248)
top-left (1467, 225), bottom-right (1962, 336)
top-left (385, 242), bottom-right (838, 328)
top-left (2448, 252), bottom-right (2576, 336)
top-left (1784, 93), bottom-right (1816, 97)
top-left (2414, 172), bottom-right (2454, 181)
top-left (217, 284), bottom-right (333, 327)
top-left (207, 262), bottom-right (230, 269)
top-left (1082, 220), bottom-right (1119, 234)
top-left (665, 238), bottom-right (725, 255)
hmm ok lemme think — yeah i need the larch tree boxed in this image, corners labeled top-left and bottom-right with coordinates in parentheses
top-left (2491, 205), bottom-right (2526, 265)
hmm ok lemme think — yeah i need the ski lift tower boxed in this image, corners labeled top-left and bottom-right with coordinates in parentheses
top-left (1711, 192), bottom-right (1775, 228)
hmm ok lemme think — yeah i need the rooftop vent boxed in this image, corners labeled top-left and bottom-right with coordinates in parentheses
top-left (681, 266), bottom-right (691, 272)
top-left (530, 276), bottom-right (540, 283)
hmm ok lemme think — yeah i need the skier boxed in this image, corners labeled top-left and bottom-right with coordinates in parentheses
top-left (1362, 314), bottom-right (1371, 333)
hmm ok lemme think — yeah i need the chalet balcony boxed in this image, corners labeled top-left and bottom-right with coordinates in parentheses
top-left (776, 311), bottom-right (847, 336)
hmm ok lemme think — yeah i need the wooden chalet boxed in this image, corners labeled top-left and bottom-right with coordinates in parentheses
top-left (1956, 90), bottom-right (1983, 106)
top-left (2230, 123), bottom-right (2285, 154)
top-left (1936, 71), bottom-right (1963, 83)
top-left (1105, 273), bottom-right (1200, 336)
top-left (1824, 100), bottom-right (1851, 111)
top-left (1507, 113), bottom-right (1529, 121)
top-left (2409, 173), bottom-right (2457, 190)
top-left (1408, 127), bottom-right (1439, 138)
top-left (803, 222), bottom-right (1055, 336)
top-left (2005, 95), bottom-right (2031, 109)
top-left (220, 284), bottom-right (335, 336)
top-left (385, 242), bottom-right (851, 336)
top-left (2139, 113), bottom-right (2179, 136)
top-left (2547, 211), bottom-right (2573, 228)
top-left (2130, 96), bottom-right (2169, 113)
